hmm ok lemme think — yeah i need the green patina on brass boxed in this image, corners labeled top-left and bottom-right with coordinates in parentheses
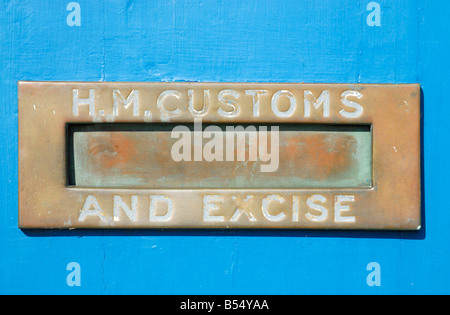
top-left (71, 123), bottom-right (372, 189)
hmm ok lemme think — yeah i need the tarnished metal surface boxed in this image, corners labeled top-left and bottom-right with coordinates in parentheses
top-left (18, 82), bottom-right (421, 229)
top-left (72, 128), bottom-right (372, 189)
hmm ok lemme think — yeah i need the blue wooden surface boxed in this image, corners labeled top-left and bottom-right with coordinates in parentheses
top-left (1, 0), bottom-right (449, 294)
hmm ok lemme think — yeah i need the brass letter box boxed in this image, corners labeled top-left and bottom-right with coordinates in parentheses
top-left (18, 82), bottom-right (421, 230)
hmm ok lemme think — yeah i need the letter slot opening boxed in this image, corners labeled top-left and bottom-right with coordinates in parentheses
top-left (66, 123), bottom-right (372, 189)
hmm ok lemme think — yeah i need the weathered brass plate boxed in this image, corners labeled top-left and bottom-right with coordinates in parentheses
top-left (72, 126), bottom-right (372, 189)
top-left (18, 82), bottom-right (421, 230)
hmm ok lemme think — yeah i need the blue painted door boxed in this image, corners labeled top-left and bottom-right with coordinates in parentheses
top-left (1, 0), bottom-right (449, 294)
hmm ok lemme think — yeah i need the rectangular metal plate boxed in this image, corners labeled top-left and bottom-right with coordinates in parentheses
top-left (18, 82), bottom-right (421, 230)
top-left (71, 125), bottom-right (372, 189)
